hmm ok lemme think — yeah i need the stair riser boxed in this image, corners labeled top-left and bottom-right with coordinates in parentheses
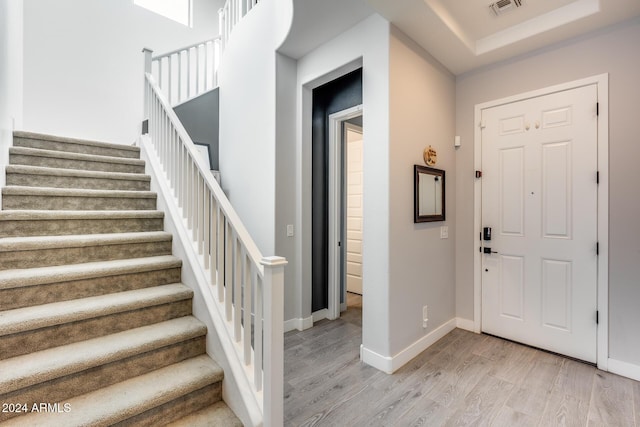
top-left (113, 383), bottom-right (221, 427)
top-left (2, 267), bottom-right (182, 312)
top-left (0, 217), bottom-right (164, 238)
top-left (0, 337), bottom-right (206, 423)
top-left (0, 240), bottom-right (172, 271)
top-left (1, 195), bottom-right (157, 211)
top-left (10, 153), bottom-right (145, 174)
top-left (0, 300), bottom-right (192, 360)
top-left (6, 173), bottom-right (150, 191)
top-left (13, 137), bottom-right (140, 159)
top-left (0, 267), bottom-right (181, 311)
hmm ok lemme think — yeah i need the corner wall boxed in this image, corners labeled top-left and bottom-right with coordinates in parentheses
top-left (455, 18), bottom-right (640, 367)
top-left (217, 0), bottom-right (293, 255)
top-left (22, 0), bottom-right (219, 144)
top-left (388, 26), bottom-right (456, 362)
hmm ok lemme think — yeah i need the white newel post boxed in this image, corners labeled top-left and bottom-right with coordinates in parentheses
top-left (142, 47), bottom-right (153, 132)
top-left (261, 256), bottom-right (287, 427)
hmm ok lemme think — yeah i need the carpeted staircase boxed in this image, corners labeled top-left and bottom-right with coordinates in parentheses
top-left (0, 131), bottom-right (242, 426)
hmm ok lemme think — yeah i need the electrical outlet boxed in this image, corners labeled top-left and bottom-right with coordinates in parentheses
top-left (286, 224), bottom-right (294, 237)
top-left (440, 226), bottom-right (448, 239)
top-left (422, 305), bottom-right (429, 328)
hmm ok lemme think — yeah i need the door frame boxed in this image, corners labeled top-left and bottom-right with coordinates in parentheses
top-left (328, 105), bottom-right (363, 320)
top-left (344, 122), bottom-right (364, 299)
top-left (472, 74), bottom-right (609, 370)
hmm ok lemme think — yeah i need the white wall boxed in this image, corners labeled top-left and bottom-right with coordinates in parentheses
top-left (0, 0), bottom-right (24, 205)
top-left (21, 0), bottom-right (219, 144)
top-left (455, 18), bottom-right (640, 367)
top-left (275, 52), bottom-right (299, 323)
top-left (0, 0), bottom-right (24, 130)
top-left (294, 14), bottom-right (392, 357)
top-left (388, 27), bottom-right (456, 356)
top-left (217, 0), bottom-right (293, 256)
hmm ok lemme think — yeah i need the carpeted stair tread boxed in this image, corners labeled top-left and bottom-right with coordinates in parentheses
top-left (166, 401), bottom-right (243, 427)
top-left (1, 186), bottom-right (157, 210)
top-left (13, 131), bottom-right (140, 159)
top-left (0, 355), bottom-right (223, 427)
top-left (0, 210), bottom-right (166, 238)
top-left (0, 231), bottom-right (172, 252)
top-left (6, 164), bottom-right (151, 182)
top-left (0, 316), bottom-right (207, 395)
top-left (0, 231), bottom-right (173, 270)
top-left (9, 146), bottom-right (145, 167)
top-left (1, 186), bottom-right (155, 199)
top-left (0, 209), bottom-right (164, 221)
top-left (0, 283), bottom-right (192, 337)
top-left (0, 255), bottom-right (181, 290)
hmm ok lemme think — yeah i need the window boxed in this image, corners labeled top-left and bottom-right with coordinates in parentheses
top-left (134, 0), bottom-right (192, 27)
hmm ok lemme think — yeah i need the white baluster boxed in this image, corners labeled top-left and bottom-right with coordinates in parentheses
top-left (210, 197), bottom-right (219, 284)
top-left (168, 55), bottom-right (172, 104)
top-left (225, 220), bottom-right (233, 320)
top-left (254, 269), bottom-right (263, 391)
top-left (234, 235), bottom-right (242, 341)
top-left (243, 250), bottom-right (252, 365)
top-left (195, 45), bottom-right (200, 95)
top-left (217, 209), bottom-right (225, 299)
top-left (204, 43), bottom-right (209, 91)
top-left (204, 187), bottom-right (211, 270)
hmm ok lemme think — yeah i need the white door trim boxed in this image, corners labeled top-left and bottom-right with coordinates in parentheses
top-left (328, 105), bottom-right (363, 320)
top-left (473, 74), bottom-right (609, 370)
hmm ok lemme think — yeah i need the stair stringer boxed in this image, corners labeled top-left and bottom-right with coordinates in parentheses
top-left (139, 134), bottom-right (263, 427)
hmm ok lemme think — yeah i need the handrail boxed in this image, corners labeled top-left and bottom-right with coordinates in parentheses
top-left (143, 70), bottom-right (285, 427)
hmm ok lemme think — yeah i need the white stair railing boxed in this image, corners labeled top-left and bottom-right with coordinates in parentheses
top-left (144, 37), bottom-right (221, 107)
top-left (218, 0), bottom-right (258, 50)
top-left (142, 69), bottom-right (285, 427)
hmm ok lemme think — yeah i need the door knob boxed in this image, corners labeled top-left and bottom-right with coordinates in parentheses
top-left (483, 247), bottom-right (498, 254)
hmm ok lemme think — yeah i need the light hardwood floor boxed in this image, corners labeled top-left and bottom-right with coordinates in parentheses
top-left (284, 294), bottom-right (640, 426)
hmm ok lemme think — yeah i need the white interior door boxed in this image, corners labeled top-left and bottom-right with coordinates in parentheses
top-left (481, 85), bottom-right (598, 363)
top-left (346, 124), bottom-right (363, 295)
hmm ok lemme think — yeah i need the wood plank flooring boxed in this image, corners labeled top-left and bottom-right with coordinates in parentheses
top-left (284, 294), bottom-right (640, 426)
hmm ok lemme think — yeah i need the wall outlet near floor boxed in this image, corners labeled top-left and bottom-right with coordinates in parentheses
top-left (423, 305), bottom-right (429, 328)
top-left (440, 226), bottom-right (448, 239)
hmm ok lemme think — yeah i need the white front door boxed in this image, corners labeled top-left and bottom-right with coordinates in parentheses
top-left (346, 124), bottom-right (363, 295)
top-left (481, 85), bottom-right (598, 363)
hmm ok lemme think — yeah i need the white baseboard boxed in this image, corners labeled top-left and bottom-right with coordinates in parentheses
top-left (283, 315), bottom-right (313, 333)
top-left (361, 345), bottom-right (393, 373)
top-left (361, 318), bottom-right (458, 374)
top-left (312, 309), bottom-right (329, 323)
top-left (456, 317), bottom-right (476, 332)
top-left (608, 358), bottom-right (640, 382)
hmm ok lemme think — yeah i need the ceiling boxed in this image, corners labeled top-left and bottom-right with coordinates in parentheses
top-left (280, 0), bottom-right (640, 75)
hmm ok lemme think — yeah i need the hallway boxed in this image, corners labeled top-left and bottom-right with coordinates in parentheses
top-left (284, 295), bottom-right (640, 426)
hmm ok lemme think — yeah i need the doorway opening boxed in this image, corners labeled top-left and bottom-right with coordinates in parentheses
top-left (309, 67), bottom-right (363, 323)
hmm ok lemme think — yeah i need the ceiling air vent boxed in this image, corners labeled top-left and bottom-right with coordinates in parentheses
top-left (489, 0), bottom-right (523, 16)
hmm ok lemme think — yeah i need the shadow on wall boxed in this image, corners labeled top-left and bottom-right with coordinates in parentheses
top-left (173, 88), bottom-right (220, 170)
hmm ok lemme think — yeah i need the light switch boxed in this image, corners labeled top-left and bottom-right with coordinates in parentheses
top-left (440, 226), bottom-right (448, 239)
top-left (286, 224), bottom-right (294, 237)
